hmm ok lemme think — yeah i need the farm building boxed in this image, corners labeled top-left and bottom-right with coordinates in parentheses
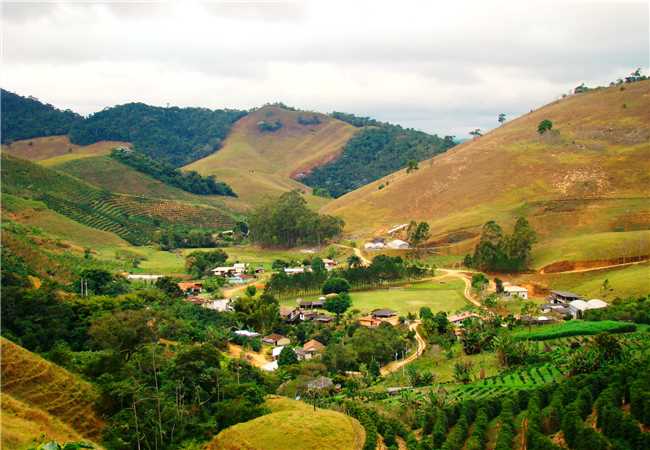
top-left (280, 306), bottom-right (301, 323)
top-left (359, 309), bottom-right (399, 327)
top-left (284, 267), bottom-right (307, 275)
top-left (126, 274), bottom-right (163, 284)
top-left (364, 241), bottom-right (385, 250)
top-left (299, 299), bottom-right (325, 309)
top-left (387, 239), bottom-right (409, 249)
top-left (263, 333), bottom-right (291, 346)
top-left (211, 263), bottom-right (248, 277)
top-left (547, 290), bottom-right (582, 305)
top-left (302, 339), bottom-right (325, 358)
top-left (203, 299), bottom-right (232, 312)
top-left (568, 298), bottom-right (608, 318)
top-left (502, 285), bottom-right (528, 299)
top-left (448, 311), bottom-right (481, 325)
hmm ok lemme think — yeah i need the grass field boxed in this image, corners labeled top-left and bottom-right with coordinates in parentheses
top-left (0, 338), bottom-right (104, 442)
top-left (323, 81), bottom-right (650, 269)
top-left (2, 135), bottom-right (128, 162)
top-left (185, 105), bottom-right (358, 209)
top-left (280, 279), bottom-right (469, 316)
top-left (206, 396), bottom-right (365, 450)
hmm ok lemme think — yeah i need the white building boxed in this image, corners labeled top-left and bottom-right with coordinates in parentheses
top-left (364, 242), bottom-right (385, 250)
top-left (284, 267), bottom-right (306, 275)
top-left (503, 285), bottom-right (529, 299)
top-left (261, 361), bottom-right (278, 372)
top-left (126, 274), bottom-right (163, 283)
top-left (234, 330), bottom-right (260, 338)
top-left (203, 299), bottom-right (232, 312)
top-left (387, 239), bottom-right (410, 249)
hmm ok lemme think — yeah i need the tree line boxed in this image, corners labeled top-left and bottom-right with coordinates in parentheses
top-left (111, 148), bottom-right (236, 196)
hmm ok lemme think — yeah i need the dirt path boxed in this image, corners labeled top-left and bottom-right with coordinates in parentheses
top-left (335, 244), bottom-right (371, 266)
top-left (227, 343), bottom-right (270, 368)
top-left (380, 320), bottom-right (426, 376)
top-left (437, 268), bottom-right (482, 307)
top-left (222, 273), bottom-right (269, 298)
top-left (539, 258), bottom-right (649, 275)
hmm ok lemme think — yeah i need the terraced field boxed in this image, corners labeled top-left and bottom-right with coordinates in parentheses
top-left (0, 338), bottom-right (104, 442)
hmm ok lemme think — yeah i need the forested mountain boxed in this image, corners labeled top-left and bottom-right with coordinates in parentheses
top-left (302, 119), bottom-right (456, 197)
top-left (0, 89), bottom-right (82, 143)
top-left (69, 103), bottom-right (247, 166)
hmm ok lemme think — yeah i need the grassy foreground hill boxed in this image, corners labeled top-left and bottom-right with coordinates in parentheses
top-left (0, 338), bottom-right (104, 446)
top-left (185, 106), bottom-right (359, 209)
top-left (324, 80), bottom-right (650, 269)
top-left (205, 396), bottom-right (365, 450)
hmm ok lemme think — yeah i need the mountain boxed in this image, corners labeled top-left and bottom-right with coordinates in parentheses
top-left (0, 90), bottom-right (82, 143)
top-left (301, 117), bottom-right (455, 197)
top-left (323, 80), bottom-right (650, 269)
top-left (184, 105), bottom-right (359, 208)
top-left (69, 102), bottom-right (247, 166)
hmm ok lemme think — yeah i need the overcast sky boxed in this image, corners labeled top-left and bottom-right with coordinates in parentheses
top-left (2, 1), bottom-right (648, 137)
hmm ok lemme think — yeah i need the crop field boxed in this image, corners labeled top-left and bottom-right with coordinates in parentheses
top-left (0, 338), bottom-right (104, 442)
top-left (279, 279), bottom-right (468, 316)
top-left (512, 320), bottom-right (636, 341)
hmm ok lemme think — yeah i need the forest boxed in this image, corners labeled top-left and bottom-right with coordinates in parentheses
top-left (302, 120), bottom-right (456, 197)
top-left (111, 148), bottom-right (236, 196)
top-left (0, 89), bottom-right (82, 143)
top-left (69, 102), bottom-right (247, 166)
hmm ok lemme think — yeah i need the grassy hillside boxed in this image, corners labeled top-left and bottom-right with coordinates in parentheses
top-left (205, 396), bottom-right (365, 450)
top-left (1, 135), bottom-right (131, 163)
top-left (1, 154), bottom-right (236, 244)
top-left (0, 337), bottom-right (104, 443)
top-left (185, 106), bottom-right (359, 209)
top-left (324, 81), bottom-right (650, 268)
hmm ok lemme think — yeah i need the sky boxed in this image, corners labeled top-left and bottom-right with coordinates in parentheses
top-left (1, 0), bottom-right (649, 137)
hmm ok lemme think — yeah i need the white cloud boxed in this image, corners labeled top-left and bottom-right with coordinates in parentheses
top-left (1, 0), bottom-right (648, 137)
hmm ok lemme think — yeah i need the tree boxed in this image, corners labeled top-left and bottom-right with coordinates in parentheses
top-left (537, 119), bottom-right (553, 134)
top-left (406, 221), bottom-right (431, 248)
top-left (471, 273), bottom-right (489, 293)
top-left (277, 346), bottom-right (298, 366)
top-left (520, 301), bottom-right (540, 331)
top-left (322, 277), bottom-right (351, 294)
top-left (311, 257), bottom-right (326, 273)
top-left (469, 129), bottom-right (482, 138)
top-left (498, 113), bottom-right (506, 125)
top-left (324, 292), bottom-right (352, 323)
top-left (185, 249), bottom-right (228, 277)
top-left (495, 278), bottom-right (504, 293)
top-left (347, 254), bottom-right (362, 268)
top-left (453, 360), bottom-right (474, 384)
top-left (406, 159), bottom-right (419, 173)
top-left (89, 309), bottom-right (157, 361)
top-left (155, 276), bottom-right (183, 298)
top-left (244, 285), bottom-right (257, 299)
top-left (75, 269), bottom-right (129, 296)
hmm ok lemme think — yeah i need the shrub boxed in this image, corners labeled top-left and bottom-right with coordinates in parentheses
top-left (537, 119), bottom-right (553, 134)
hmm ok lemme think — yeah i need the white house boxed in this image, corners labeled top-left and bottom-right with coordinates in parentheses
top-left (284, 267), bottom-right (306, 275)
top-left (203, 299), bottom-right (232, 312)
top-left (503, 285), bottom-right (529, 299)
top-left (271, 346), bottom-right (285, 360)
top-left (234, 330), bottom-right (260, 338)
top-left (364, 242), bottom-right (385, 250)
top-left (212, 263), bottom-right (248, 277)
top-left (387, 239), bottom-right (409, 249)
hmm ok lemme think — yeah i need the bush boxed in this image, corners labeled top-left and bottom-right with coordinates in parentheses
top-left (537, 119), bottom-right (553, 134)
top-left (322, 277), bottom-right (351, 294)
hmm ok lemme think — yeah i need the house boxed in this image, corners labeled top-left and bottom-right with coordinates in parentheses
top-left (280, 306), bottom-right (301, 323)
top-left (255, 266), bottom-right (265, 274)
top-left (299, 310), bottom-right (318, 321)
top-left (547, 290), bottom-right (582, 305)
top-left (212, 266), bottom-right (236, 277)
top-left (126, 274), bottom-right (163, 284)
top-left (234, 330), bottom-right (260, 338)
top-left (358, 315), bottom-right (383, 328)
top-left (503, 285), bottom-right (528, 299)
top-left (387, 239), bottom-right (409, 249)
top-left (302, 339), bottom-right (325, 359)
top-left (263, 334), bottom-right (291, 346)
top-left (299, 299), bottom-right (325, 309)
top-left (322, 258), bottom-right (338, 271)
top-left (540, 303), bottom-right (572, 317)
top-left (177, 282), bottom-right (203, 295)
top-left (448, 311), bottom-right (481, 325)
top-left (371, 309), bottom-right (399, 326)
top-left (313, 315), bottom-right (334, 323)
top-left (284, 267), bottom-right (306, 275)
top-left (306, 376), bottom-right (334, 390)
top-left (233, 263), bottom-right (248, 273)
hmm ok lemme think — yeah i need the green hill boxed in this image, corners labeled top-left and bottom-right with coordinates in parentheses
top-left (69, 102), bottom-right (247, 166)
top-left (0, 337), bottom-right (104, 445)
top-left (324, 80), bottom-right (650, 270)
top-left (205, 396), bottom-right (365, 450)
top-left (0, 89), bottom-right (82, 144)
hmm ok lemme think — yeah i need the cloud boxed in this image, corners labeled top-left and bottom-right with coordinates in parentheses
top-left (2, 0), bottom-right (648, 136)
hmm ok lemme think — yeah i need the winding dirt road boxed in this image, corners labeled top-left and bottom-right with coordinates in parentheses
top-left (437, 268), bottom-right (482, 307)
top-left (335, 244), bottom-right (371, 266)
top-left (380, 320), bottom-right (426, 375)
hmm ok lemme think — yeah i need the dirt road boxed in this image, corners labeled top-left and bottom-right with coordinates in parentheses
top-left (539, 258), bottom-right (649, 275)
top-left (335, 244), bottom-right (371, 266)
top-left (380, 320), bottom-right (426, 375)
top-left (437, 268), bottom-right (482, 307)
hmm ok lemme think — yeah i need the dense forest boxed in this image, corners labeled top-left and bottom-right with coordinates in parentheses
top-left (111, 148), bottom-right (235, 196)
top-left (69, 102), bottom-right (247, 166)
top-left (0, 89), bottom-right (82, 143)
top-left (248, 190), bottom-right (344, 247)
top-left (302, 118), bottom-right (456, 197)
